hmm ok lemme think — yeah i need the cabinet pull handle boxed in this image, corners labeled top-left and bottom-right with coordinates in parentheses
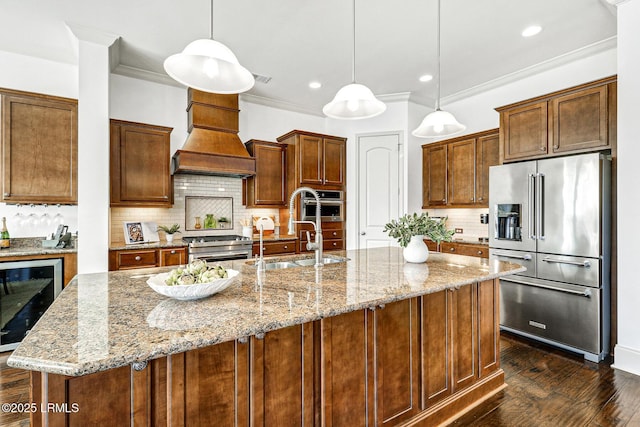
top-left (170, 250), bottom-right (176, 254)
top-left (135, 256), bottom-right (141, 261)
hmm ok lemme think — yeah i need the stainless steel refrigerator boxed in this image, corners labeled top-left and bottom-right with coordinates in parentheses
top-left (488, 152), bottom-right (611, 362)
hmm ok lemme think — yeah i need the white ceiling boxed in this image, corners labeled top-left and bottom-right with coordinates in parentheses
top-left (1, 0), bottom-right (617, 115)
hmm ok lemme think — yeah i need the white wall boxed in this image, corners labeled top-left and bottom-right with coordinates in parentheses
top-left (239, 100), bottom-right (326, 142)
top-left (613, 0), bottom-right (640, 376)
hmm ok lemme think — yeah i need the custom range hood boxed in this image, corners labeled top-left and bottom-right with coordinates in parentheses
top-left (171, 89), bottom-right (255, 177)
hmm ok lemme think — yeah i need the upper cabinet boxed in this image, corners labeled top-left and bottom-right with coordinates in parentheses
top-left (277, 130), bottom-right (346, 190)
top-left (110, 119), bottom-right (173, 207)
top-left (497, 76), bottom-right (616, 162)
top-left (422, 129), bottom-right (499, 209)
top-left (1, 89), bottom-right (78, 204)
top-left (243, 139), bottom-right (287, 207)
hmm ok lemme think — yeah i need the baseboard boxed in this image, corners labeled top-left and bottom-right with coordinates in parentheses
top-left (612, 344), bottom-right (640, 377)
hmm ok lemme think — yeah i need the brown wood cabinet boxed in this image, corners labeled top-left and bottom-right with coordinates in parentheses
top-left (252, 239), bottom-right (296, 256)
top-left (108, 246), bottom-right (186, 271)
top-left (110, 119), bottom-right (173, 207)
top-left (298, 222), bottom-right (344, 253)
top-left (243, 140), bottom-right (286, 207)
top-left (277, 130), bottom-right (347, 189)
top-left (440, 242), bottom-right (489, 258)
top-left (422, 144), bottom-right (448, 207)
top-left (1, 88), bottom-right (77, 204)
top-left (497, 76), bottom-right (616, 163)
top-left (422, 129), bottom-right (499, 208)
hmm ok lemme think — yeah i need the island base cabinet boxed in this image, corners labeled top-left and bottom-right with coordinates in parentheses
top-left (28, 281), bottom-right (503, 427)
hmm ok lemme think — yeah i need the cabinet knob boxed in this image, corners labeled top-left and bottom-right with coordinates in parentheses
top-left (442, 199), bottom-right (446, 202)
top-left (478, 251), bottom-right (483, 255)
top-left (478, 197), bottom-right (483, 201)
top-left (332, 231), bottom-right (337, 236)
top-left (554, 144), bottom-right (559, 149)
top-left (450, 248), bottom-right (455, 252)
top-left (135, 256), bottom-right (141, 261)
top-left (360, 231), bottom-right (366, 236)
top-left (170, 250), bottom-right (176, 254)
top-left (284, 245), bottom-right (288, 249)
top-left (539, 146), bottom-right (546, 152)
top-left (332, 242), bottom-right (337, 246)
top-left (470, 197), bottom-right (474, 201)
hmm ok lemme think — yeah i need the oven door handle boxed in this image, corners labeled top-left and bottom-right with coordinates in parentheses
top-left (303, 199), bottom-right (343, 205)
top-left (193, 251), bottom-right (251, 260)
top-left (502, 276), bottom-right (592, 298)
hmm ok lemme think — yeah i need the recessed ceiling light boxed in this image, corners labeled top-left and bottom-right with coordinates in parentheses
top-left (309, 81), bottom-right (322, 89)
top-left (419, 74), bottom-right (433, 82)
top-left (522, 25), bottom-right (542, 37)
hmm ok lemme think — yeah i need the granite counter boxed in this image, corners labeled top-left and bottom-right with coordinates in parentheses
top-left (8, 247), bottom-right (523, 376)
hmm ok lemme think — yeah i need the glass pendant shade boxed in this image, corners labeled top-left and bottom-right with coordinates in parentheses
top-left (322, 83), bottom-right (386, 120)
top-left (164, 39), bottom-right (255, 94)
top-left (412, 109), bottom-right (466, 138)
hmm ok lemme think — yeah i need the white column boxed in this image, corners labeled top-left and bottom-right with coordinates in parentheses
top-left (613, 0), bottom-right (640, 376)
top-left (67, 24), bottom-right (118, 273)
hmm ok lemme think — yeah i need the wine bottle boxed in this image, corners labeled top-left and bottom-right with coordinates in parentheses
top-left (0, 216), bottom-right (10, 249)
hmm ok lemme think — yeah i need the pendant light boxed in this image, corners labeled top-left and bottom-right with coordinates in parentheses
top-left (322, 0), bottom-right (386, 120)
top-left (164, 0), bottom-right (254, 94)
top-left (412, 0), bottom-right (465, 138)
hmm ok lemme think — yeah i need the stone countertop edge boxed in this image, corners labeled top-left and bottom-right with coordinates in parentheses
top-left (7, 248), bottom-right (524, 377)
top-left (0, 247), bottom-right (77, 257)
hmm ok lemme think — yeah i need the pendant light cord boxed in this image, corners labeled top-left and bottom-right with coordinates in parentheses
top-left (210, 0), bottom-right (214, 39)
top-left (352, 0), bottom-right (356, 83)
top-left (435, 0), bottom-right (441, 111)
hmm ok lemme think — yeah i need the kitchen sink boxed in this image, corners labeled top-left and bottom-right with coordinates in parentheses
top-left (258, 256), bottom-right (349, 270)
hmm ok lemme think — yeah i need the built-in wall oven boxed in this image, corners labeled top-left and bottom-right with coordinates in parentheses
top-left (301, 190), bottom-right (344, 222)
top-left (0, 258), bottom-right (63, 352)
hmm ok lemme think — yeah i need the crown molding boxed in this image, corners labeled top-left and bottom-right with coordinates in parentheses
top-left (112, 63), bottom-right (184, 87)
top-left (240, 93), bottom-right (325, 117)
top-left (441, 36), bottom-right (617, 106)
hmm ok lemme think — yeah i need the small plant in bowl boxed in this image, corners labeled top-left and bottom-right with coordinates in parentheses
top-left (157, 224), bottom-right (181, 243)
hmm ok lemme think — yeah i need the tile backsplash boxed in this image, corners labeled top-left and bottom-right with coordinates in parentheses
top-left (110, 175), bottom-right (278, 244)
top-left (424, 208), bottom-right (490, 241)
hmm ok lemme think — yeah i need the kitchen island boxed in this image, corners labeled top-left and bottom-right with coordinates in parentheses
top-left (8, 247), bottom-right (524, 426)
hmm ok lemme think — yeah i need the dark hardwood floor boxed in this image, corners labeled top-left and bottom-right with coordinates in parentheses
top-left (1, 332), bottom-right (640, 426)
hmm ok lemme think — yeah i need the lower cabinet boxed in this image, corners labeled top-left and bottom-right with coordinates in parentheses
top-left (33, 281), bottom-right (502, 427)
top-left (252, 239), bottom-right (296, 257)
top-left (109, 247), bottom-right (187, 270)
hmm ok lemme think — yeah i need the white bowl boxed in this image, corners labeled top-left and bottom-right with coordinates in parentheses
top-left (146, 269), bottom-right (239, 301)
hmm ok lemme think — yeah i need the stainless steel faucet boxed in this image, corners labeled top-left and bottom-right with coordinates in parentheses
top-left (288, 187), bottom-right (323, 267)
top-left (255, 224), bottom-right (266, 273)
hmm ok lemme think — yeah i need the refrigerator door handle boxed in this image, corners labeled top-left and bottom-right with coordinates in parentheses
top-left (493, 252), bottom-right (533, 261)
top-left (541, 257), bottom-right (592, 268)
top-left (536, 172), bottom-right (545, 240)
top-left (528, 173), bottom-right (536, 240)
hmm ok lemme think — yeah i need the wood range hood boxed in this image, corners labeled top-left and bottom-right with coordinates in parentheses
top-left (171, 89), bottom-right (256, 178)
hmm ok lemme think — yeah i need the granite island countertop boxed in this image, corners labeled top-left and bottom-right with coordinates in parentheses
top-left (8, 247), bottom-right (524, 376)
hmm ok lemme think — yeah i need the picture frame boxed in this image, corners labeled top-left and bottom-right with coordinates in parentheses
top-left (124, 222), bottom-right (145, 244)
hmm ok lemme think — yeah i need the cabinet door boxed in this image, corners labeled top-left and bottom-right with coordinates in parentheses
top-left (185, 340), bottom-right (250, 426)
top-left (251, 324), bottom-right (315, 426)
top-left (422, 145), bottom-right (447, 207)
top-left (110, 249), bottom-right (158, 270)
top-left (477, 279), bottom-right (500, 377)
top-left (450, 284), bottom-right (478, 392)
top-left (447, 139), bottom-right (476, 205)
top-left (159, 247), bottom-right (186, 266)
top-left (252, 142), bottom-right (286, 206)
top-left (110, 120), bottom-right (173, 207)
top-left (421, 291), bottom-right (450, 408)
top-left (475, 133), bottom-right (499, 205)
top-left (551, 85), bottom-right (608, 154)
top-left (372, 299), bottom-right (420, 425)
top-left (322, 309), bottom-right (371, 427)
top-left (323, 137), bottom-right (345, 186)
top-left (298, 134), bottom-right (323, 185)
top-left (501, 101), bottom-right (548, 161)
top-left (1, 93), bottom-right (77, 204)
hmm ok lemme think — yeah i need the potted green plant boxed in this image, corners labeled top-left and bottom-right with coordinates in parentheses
top-left (384, 213), bottom-right (454, 263)
top-left (157, 224), bottom-right (181, 243)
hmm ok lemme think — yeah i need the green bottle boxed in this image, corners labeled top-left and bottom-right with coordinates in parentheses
top-left (0, 217), bottom-right (10, 249)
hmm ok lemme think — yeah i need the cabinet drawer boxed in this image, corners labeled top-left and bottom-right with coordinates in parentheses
top-left (323, 239), bottom-right (344, 251)
top-left (441, 243), bottom-right (488, 258)
top-left (423, 239), bottom-right (439, 252)
top-left (300, 229), bottom-right (344, 241)
top-left (253, 241), bottom-right (296, 256)
top-left (117, 250), bottom-right (158, 269)
top-left (159, 247), bottom-right (186, 266)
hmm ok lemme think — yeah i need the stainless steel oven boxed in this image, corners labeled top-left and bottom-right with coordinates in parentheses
top-left (183, 235), bottom-right (253, 263)
top-left (0, 258), bottom-right (63, 352)
top-left (302, 190), bottom-right (344, 222)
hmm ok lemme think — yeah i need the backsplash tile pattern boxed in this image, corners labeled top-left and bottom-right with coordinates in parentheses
top-left (110, 175), bottom-right (278, 244)
top-left (424, 208), bottom-right (490, 241)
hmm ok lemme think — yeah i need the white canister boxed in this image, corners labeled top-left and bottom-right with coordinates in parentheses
top-left (242, 226), bottom-right (253, 238)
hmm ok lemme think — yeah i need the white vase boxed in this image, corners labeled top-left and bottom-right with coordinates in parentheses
top-left (166, 234), bottom-right (175, 243)
top-left (403, 235), bottom-right (429, 263)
